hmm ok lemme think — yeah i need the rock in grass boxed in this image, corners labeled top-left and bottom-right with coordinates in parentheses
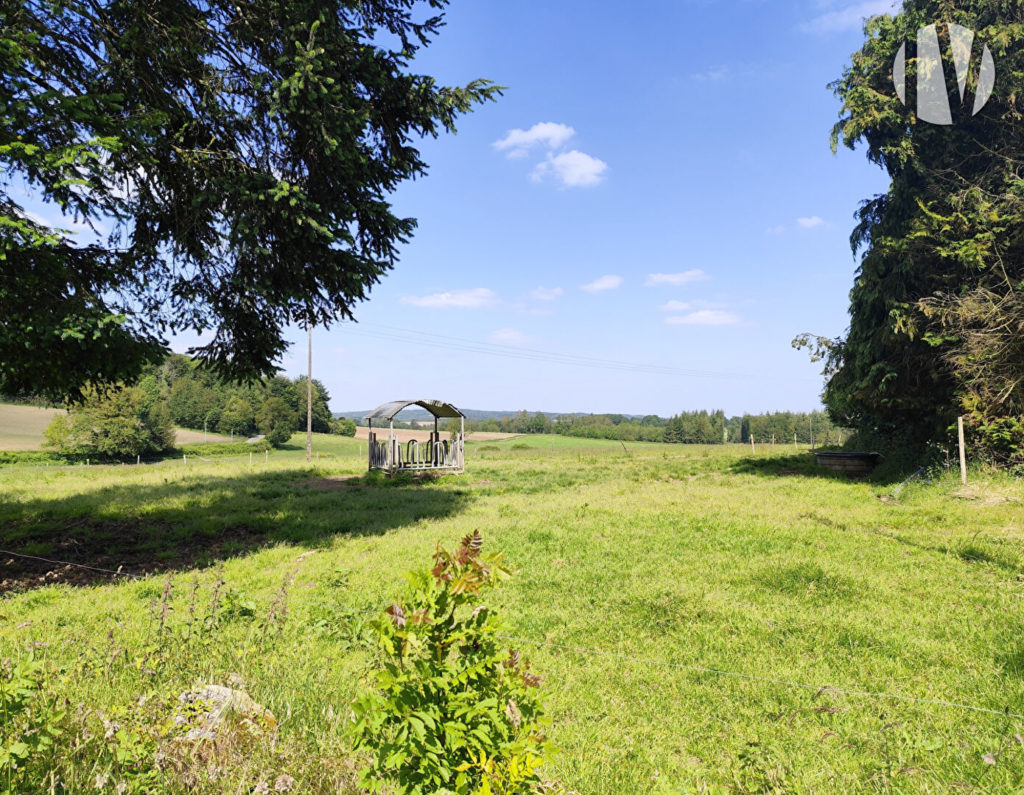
top-left (175, 684), bottom-right (277, 741)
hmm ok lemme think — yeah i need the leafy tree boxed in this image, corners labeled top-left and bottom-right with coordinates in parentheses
top-left (166, 379), bottom-right (219, 430)
top-left (43, 385), bottom-right (175, 458)
top-left (257, 397), bottom-right (297, 446)
top-left (331, 417), bottom-right (357, 436)
top-left (1, 0), bottom-right (500, 400)
top-left (527, 412), bottom-right (551, 434)
top-left (218, 395), bottom-right (255, 437)
top-left (801, 3), bottom-right (1024, 460)
top-left (291, 377), bottom-right (332, 433)
top-left (266, 422), bottom-right (293, 447)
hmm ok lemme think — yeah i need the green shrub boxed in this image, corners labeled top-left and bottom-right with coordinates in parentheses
top-left (0, 656), bottom-right (64, 792)
top-left (331, 418), bottom-right (357, 436)
top-left (353, 532), bottom-right (551, 794)
top-left (43, 385), bottom-right (175, 459)
top-left (0, 450), bottom-right (75, 465)
top-left (267, 422), bottom-right (293, 447)
top-left (179, 440), bottom-right (270, 457)
top-left (256, 397), bottom-right (297, 439)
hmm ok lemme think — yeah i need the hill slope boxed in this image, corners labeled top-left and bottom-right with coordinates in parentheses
top-left (0, 403), bottom-right (64, 450)
top-left (0, 402), bottom-right (233, 450)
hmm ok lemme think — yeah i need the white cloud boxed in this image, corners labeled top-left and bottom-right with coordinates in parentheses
top-left (644, 269), bottom-right (710, 287)
top-left (665, 310), bottom-right (740, 326)
top-left (531, 150), bottom-right (608, 188)
top-left (530, 286), bottom-right (563, 302)
top-left (802, 0), bottom-right (898, 35)
top-left (24, 209), bottom-right (102, 236)
top-left (493, 122), bottom-right (575, 158)
top-left (489, 328), bottom-right (528, 345)
top-left (400, 287), bottom-right (496, 309)
top-left (581, 275), bottom-right (622, 293)
top-left (769, 217), bottom-right (827, 234)
top-left (692, 65), bottom-right (730, 82)
top-left (659, 300), bottom-right (692, 312)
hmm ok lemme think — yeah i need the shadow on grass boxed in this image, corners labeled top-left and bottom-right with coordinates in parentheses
top-left (0, 469), bottom-right (471, 592)
top-left (728, 452), bottom-right (906, 485)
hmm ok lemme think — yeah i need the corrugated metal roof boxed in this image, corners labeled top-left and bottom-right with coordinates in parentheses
top-left (364, 399), bottom-right (465, 421)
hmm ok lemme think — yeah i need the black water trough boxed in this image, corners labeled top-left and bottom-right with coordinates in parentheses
top-left (813, 451), bottom-right (882, 475)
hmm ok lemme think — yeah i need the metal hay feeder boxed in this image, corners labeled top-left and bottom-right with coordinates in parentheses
top-left (364, 399), bottom-right (465, 475)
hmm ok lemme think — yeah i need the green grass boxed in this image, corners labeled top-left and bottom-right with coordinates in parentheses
top-left (2, 434), bottom-right (1023, 792)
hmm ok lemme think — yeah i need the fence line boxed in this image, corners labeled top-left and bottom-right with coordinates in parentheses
top-left (1, 548), bottom-right (145, 580)
top-left (1, 452), bottom-right (260, 471)
top-left (1, 447), bottom-right (363, 471)
top-left (3, 549), bottom-right (1022, 723)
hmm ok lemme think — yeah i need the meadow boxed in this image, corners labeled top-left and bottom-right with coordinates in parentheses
top-left (1, 434), bottom-right (1023, 793)
top-left (0, 401), bottom-right (237, 453)
top-left (0, 403), bottom-right (63, 451)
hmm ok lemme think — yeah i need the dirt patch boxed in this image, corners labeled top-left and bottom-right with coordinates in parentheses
top-left (0, 521), bottom-right (267, 593)
top-left (952, 484), bottom-right (1020, 506)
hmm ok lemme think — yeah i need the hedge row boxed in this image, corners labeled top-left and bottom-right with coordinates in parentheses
top-left (0, 440), bottom-right (271, 465)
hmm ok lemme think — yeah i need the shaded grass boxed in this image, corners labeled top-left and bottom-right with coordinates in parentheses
top-left (1, 435), bottom-right (1023, 791)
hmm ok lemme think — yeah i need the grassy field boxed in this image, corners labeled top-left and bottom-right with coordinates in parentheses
top-left (0, 401), bottom-right (235, 450)
top-left (0, 403), bottom-right (64, 450)
top-left (1, 435), bottom-right (1023, 792)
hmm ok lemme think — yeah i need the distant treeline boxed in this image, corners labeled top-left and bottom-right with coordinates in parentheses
top-left (24, 353), bottom-right (358, 460)
top-left (448, 410), bottom-right (846, 445)
top-left (147, 354), bottom-right (356, 441)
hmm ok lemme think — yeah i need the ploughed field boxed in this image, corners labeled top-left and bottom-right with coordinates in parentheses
top-left (1, 434), bottom-right (1022, 792)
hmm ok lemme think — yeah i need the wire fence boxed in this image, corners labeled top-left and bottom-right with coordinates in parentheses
top-left (3, 547), bottom-right (1022, 723)
top-left (0, 446), bottom-right (368, 471)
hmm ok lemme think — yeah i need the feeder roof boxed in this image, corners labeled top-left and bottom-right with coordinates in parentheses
top-left (364, 399), bottom-right (465, 422)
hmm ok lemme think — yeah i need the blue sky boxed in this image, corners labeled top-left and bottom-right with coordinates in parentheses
top-left (26, 0), bottom-right (903, 416)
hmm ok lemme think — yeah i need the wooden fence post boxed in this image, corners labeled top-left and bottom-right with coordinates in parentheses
top-left (958, 415), bottom-right (967, 486)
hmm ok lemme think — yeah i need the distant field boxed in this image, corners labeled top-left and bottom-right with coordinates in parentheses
top-left (1, 435), bottom-right (1022, 791)
top-left (0, 401), bottom-right (235, 450)
top-left (0, 402), bottom-right (64, 449)
top-left (171, 427), bottom-right (234, 445)
top-left (353, 425), bottom-right (520, 443)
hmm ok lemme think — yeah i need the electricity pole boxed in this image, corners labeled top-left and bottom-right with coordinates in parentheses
top-left (306, 324), bottom-right (313, 463)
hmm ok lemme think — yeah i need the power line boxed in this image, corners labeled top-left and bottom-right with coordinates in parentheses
top-left (350, 322), bottom-right (820, 383)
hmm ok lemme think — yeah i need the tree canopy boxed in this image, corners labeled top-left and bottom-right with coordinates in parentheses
top-left (1, 0), bottom-right (499, 400)
top-left (799, 2), bottom-right (1024, 464)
